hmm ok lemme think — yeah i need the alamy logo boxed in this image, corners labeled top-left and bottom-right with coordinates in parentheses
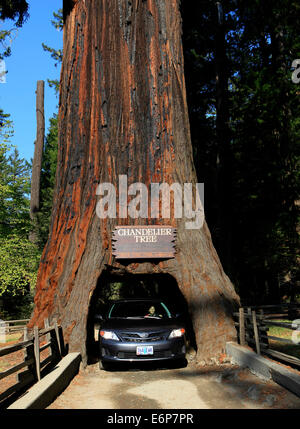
top-left (0, 319), bottom-right (6, 343)
top-left (0, 60), bottom-right (6, 83)
top-left (291, 59), bottom-right (300, 84)
top-left (291, 319), bottom-right (300, 344)
top-left (96, 175), bottom-right (205, 229)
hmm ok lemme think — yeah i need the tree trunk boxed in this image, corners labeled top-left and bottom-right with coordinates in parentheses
top-left (29, 80), bottom-right (45, 243)
top-left (29, 0), bottom-right (240, 366)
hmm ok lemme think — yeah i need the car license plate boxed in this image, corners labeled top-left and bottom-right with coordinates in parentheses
top-left (136, 346), bottom-right (153, 356)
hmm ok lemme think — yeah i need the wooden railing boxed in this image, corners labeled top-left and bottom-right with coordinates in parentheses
top-left (234, 304), bottom-right (300, 369)
top-left (0, 319), bottom-right (30, 336)
top-left (0, 318), bottom-right (64, 407)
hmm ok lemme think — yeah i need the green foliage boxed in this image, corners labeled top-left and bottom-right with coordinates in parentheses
top-left (0, 143), bottom-right (41, 318)
top-left (0, 109), bottom-right (13, 143)
top-left (0, 145), bottom-right (31, 236)
top-left (0, 1), bottom-right (39, 319)
top-left (51, 9), bottom-right (63, 31)
top-left (0, 0), bottom-right (29, 24)
top-left (0, 0), bottom-right (29, 59)
top-left (41, 43), bottom-right (62, 67)
top-left (36, 115), bottom-right (58, 248)
top-left (0, 234), bottom-right (40, 297)
top-left (181, 0), bottom-right (300, 304)
top-left (41, 8), bottom-right (63, 95)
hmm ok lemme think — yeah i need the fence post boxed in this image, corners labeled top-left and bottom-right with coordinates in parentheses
top-left (49, 319), bottom-right (61, 362)
top-left (23, 326), bottom-right (28, 341)
top-left (33, 326), bottom-right (41, 381)
top-left (44, 317), bottom-right (50, 333)
top-left (239, 308), bottom-right (246, 346)
top-left (252, 310), bottom-right (261, 355)
top-left (5, 321), bottom-right (9, 337)
top-left (23, 326), bottom-right (28, 370)
top-left (44, 317), bottom-right (51, 360)
top-left (54, 319), bottom-right (62, 357)
top-left (24, 329), bottom-right (36, 382)
top-left (0, 319), bottom-right (6, 343)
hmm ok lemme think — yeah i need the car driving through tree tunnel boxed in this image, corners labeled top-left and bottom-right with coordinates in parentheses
top-left (97, 298), bottom-right (187, 369)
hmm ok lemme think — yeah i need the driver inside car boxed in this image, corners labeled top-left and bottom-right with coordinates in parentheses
top-left (145, 305), bottom-right (162, 318)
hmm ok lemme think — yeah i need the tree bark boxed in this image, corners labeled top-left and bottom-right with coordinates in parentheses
top-left (29, 80), bottom-right (45, 243)
top-left (29, 0), bottom-right (240, 366)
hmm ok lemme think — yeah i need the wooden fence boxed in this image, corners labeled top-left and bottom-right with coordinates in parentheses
top-left (0, 318), bottom-right (64, 407)
top-left (234, 304), bottom-right (300, 369)
top-left (0, 319), bottom-right (30, 336)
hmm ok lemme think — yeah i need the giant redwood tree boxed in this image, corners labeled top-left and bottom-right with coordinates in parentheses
top-left (29, 0), bottom-right (240, 366)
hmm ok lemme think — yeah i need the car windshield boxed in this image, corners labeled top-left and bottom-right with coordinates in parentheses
top-left (108, 301), bottom-right (171, 319)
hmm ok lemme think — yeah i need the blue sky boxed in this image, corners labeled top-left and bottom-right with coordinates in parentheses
top-left (0, 0), bottom-right (62, 162)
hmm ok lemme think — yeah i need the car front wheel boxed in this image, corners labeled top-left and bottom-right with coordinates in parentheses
top-left (99, 359), bottom-right (106, 370)
top-left (99, 359), bottom-right (112, 371)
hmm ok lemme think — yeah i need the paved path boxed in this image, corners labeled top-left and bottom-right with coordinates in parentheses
top-left (47, 360), bottom-right (300, 409)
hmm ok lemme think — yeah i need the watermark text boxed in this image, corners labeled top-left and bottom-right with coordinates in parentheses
top-left (96, 175), bottom-right (204, 229)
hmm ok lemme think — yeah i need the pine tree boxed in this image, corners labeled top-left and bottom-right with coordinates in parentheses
top-left (0, 145), bottom-right (40, 319)
top-left (37, 115), bottom-right (58, 248)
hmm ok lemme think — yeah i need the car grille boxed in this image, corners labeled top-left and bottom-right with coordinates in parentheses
top-left (119, 331), bottom-right (167, 342)
top-left (117, 350), bottom-right (172, 359)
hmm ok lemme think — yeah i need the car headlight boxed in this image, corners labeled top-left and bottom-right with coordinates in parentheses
top-left (168, 328), bottom-right (185, 339)
top-left (100, 330), bottom-right (119, 341)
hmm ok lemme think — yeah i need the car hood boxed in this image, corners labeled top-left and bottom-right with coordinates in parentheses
top-left (101, 318), bottom-right (183, 332)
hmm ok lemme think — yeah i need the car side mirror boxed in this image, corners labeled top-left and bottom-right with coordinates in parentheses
top-left (175, 312), bottom-right (183, 319)
top-left (94, 314), bottom-right (104, 322)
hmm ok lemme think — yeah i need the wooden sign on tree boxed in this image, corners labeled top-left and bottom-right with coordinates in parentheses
top-left (112, 226), bottom-right (177, 259)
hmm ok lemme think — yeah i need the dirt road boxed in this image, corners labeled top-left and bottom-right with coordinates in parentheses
top-left (47, 360), bottom-right (300, 409)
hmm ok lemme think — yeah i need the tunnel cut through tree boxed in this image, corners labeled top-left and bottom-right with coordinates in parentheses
top-left (29, 0), bottom-right (240, 366)
top-left (85, 272), bottom-right (197, 364)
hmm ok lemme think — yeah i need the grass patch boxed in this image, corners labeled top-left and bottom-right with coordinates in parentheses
top-left (0, 334), bottom-right (24, 377)
top-left (266, 319), bottom-right (300, 359)
top-left (267, 321), bottom-right (293, 338)
top-left (0, 360), bottom-right (11, 371)
top-left (0, 333), bottom-right (23, 345)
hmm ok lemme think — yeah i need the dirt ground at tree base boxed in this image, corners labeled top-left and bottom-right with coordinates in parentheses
top-left (47, 359), bottom-right (300, 410)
